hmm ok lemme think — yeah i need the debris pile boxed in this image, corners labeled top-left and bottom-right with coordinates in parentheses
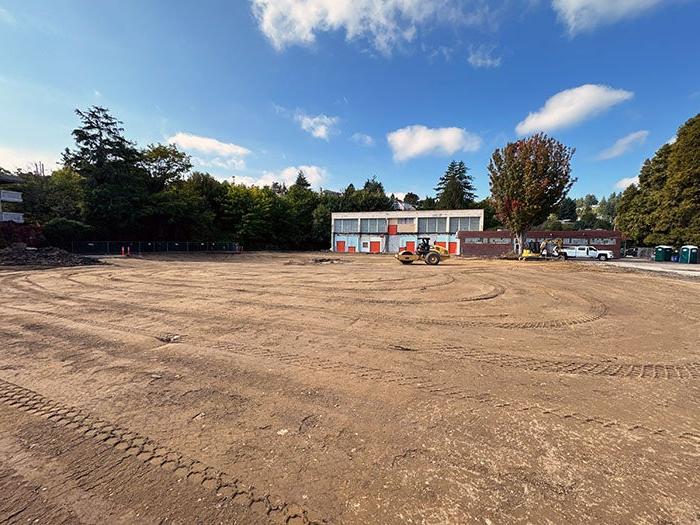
top-left (0, 245), bottom-right (101, 267)
top-left (285, 257), bottom-right (345, 265)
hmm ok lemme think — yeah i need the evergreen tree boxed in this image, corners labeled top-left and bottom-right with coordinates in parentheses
top-left (62, 106), bottom-right (149, 239)
top-left (557, 197), bottom-right (577, 221)
top-left (435, 160), bottom-right (476, 209)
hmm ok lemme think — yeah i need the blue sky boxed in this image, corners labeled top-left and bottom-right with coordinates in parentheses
top-left (1, 0), bottom-right (698, 199)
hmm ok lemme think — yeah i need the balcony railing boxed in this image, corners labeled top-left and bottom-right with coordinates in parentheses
top-left (0, 190), bottom-right (22, 203)
top-left (0, 212), bottom-right (25, 223)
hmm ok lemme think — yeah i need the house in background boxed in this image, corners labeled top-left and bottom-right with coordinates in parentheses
top-left (331, 209), bottom-right (484, 255)
top-left (0, 168), bottom-right (24, 224)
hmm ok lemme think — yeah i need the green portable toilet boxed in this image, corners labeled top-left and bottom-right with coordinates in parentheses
top-left (680, 245), bottom-right (699, 264)
top-left (655, 245), bottom-right (673, 261)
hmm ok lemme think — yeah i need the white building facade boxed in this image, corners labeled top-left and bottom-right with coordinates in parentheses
top-left (0, 171), bottom-right (24, 223)
top-left (331, 209), bottom-right (484, 255)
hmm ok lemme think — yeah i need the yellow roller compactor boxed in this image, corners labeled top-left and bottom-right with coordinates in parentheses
top-left (396, 237), bottom-right (450, 265)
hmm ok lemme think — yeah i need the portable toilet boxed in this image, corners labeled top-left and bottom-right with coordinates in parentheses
top-left (654, 245), bottom-right (673, 262)
top-left (680, 245), bottom-right (699, 264)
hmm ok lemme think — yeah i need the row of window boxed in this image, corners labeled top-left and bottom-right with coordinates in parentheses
top-left (334, 216), bottom-right (481, 233)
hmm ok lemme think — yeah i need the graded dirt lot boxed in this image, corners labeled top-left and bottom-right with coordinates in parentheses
top-left (1, 253), bottom-right (698, 524)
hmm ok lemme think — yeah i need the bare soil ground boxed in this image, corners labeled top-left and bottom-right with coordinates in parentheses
top-left (1, 252), bottom-right (698, 524)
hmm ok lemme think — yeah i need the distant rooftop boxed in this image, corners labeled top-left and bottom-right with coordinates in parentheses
top-left (0, 168), bottom-right (21, 184)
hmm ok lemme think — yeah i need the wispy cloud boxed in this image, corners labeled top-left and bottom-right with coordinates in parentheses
top-left (295, 111), bottom-right (339, 140)
top-left (597, 130), bottom-right (648, 160)
top-left (351, 132), bottom-right (374, 146)
top-left (552, 0), bottom-right (662, 35)
top-left (167, 132), bottom-right (251, 171)
top-left (0, 6), bottom-right (15, 25)
top-left (615, 176), bottom-right (639, 190)
top-left (516, 84), bottom-right (633, 135)
top-left (467, 44), bottom-right (501, 68)
top-left (236, 165), bottom-right (328, 188)
top-left (387, 125), bottom-right (482, 162)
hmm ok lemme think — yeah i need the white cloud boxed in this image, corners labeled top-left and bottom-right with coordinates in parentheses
top-left (387, 125), bottom-right (482, 162)
top-left (597, 130), bottom-right (648, 160)
top-left (388, 191), bottom-right (407, 200)
top-left (615, 176), bottom-right (639, 189)
top-left (467, 45), bottom-right (501, 68)
top-left (295, 112), bottom-right (339, 140)
top-left (191, 156), bottom-right (246, 171)
top-left (516, 84), bottom-right (633, 135)
top-left (251, 0), bottom-right (485, 55)
top-left (236, 165), bottom-right (328, 188)
top-left (167, 132), bottom-right (251, 157)
top-left (0, 7), bottom-right (15, 24)
top-left (167, 132), bottom-right (251, 172)
top-left (351, 132), bottom-right (374, 146)
top-left (0, 146), bottom-right (60, 172)
top-left (552, 0), bottom-right (661, 35)
top-left (666, 135), bottom-right (677, 145)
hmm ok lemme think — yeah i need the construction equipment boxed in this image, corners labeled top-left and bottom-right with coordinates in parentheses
top-left (396, 237), bottom-right (450, 265)
top-left (519, 238), bottom-right (563, 260)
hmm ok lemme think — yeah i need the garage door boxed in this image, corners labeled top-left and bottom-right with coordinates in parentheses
top-left (335, 240), bottom-right (346, 252)
top-left (369, 241), bottom-right (381, 253)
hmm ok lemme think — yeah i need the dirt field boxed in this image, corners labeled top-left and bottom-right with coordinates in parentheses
top-left (1, 252), bottom-right (698, 524)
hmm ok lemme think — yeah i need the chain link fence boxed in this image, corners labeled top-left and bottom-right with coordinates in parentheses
top-left (71, 241), bottom-right (242, 255)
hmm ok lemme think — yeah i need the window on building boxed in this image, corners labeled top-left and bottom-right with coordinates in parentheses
top-left (334, 219), bottom-right (359, 233)
top-left (449, 216), bottom-right (480, 233)
top-left (360, 218), bottom-right (387, 233)
top-left (417, 217), bottom-right (447, 233)
top-left (397, 217), bottom-right (414, 225)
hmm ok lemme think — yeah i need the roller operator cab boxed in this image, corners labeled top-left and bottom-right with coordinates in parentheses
top-left (395, 237), bottom-right (450, 265)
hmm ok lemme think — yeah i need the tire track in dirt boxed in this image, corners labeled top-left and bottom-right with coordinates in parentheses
top-left (0, 378), bottom-right (323, 525)
top-left (60, 270), bottom-right (505, 305)
top-left (3, 271), bottom-right (605, 331)
top-left (431, 346), bottom-right (700, 380)
top-left (103, 269), bottom-right (460, 292)
top-left (2, 302), bottom-right (696, 446)
top-left (207, 342), bottom-right (700, 446)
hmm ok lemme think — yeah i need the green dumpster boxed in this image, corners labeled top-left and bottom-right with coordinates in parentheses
top-left (655, 245), bottom-right (673, 262)
top-left (680, 245), bottom-right (699, 264)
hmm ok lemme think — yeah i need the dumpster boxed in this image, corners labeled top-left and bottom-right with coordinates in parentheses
top-left (654, 245), bottom-right (673, 262)
top-left (680, 245), bottom-right (699, 264)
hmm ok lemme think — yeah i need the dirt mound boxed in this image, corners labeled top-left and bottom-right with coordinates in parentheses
top-left (0, 245), bottom-right (101, 267)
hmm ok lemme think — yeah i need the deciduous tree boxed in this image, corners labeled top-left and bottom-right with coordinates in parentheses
top-left (488, 134), bottom-right (575, 254)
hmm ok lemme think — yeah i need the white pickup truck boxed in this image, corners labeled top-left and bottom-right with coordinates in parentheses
top-left (560, 245), bottom-right (614, 260)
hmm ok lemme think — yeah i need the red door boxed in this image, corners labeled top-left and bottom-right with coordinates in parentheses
top-left (348, 246), bottom-right (356, 253)
top-left (448, 242), bottom-right (458, 254)
top-left (387, 224), bottom-right (398, 234)
top-left (406, 241), bottom-right (415, 252)
top-left (335, 241), bottom-right (346, 252)
top-left (435, 241), bottom-right (447, 249)
top-left (369, 241), bottom-right (381, 253)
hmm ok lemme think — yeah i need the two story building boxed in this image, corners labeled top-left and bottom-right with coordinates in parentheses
top-left (331, 209), bottom-right (484, 255)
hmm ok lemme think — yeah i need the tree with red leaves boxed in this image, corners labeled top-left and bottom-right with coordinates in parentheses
top-left (488, 134), bottom-right (576, 255)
